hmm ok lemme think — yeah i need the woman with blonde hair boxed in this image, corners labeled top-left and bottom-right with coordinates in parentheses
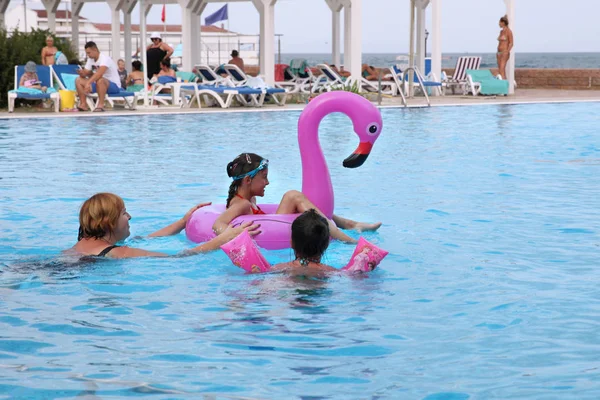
top-left (69, 193), bottom-right (259, 258)
top-left (497, 15), bottom-right (514, 80)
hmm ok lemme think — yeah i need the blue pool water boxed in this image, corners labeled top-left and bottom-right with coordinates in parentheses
top-left (1, 102), bottom-right (600, 399)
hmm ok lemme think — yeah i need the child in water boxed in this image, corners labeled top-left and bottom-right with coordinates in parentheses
top-left (270, 209), bottom-right (336, 274)
top-left (212, 153), bottom-right (381, 244)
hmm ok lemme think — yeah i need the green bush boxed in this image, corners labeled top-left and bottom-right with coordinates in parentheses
top-left (0, 28), bottom-right (79, 108)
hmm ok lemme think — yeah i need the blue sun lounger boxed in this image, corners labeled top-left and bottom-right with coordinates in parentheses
top-left (8, 65), bottom-right (60, 112)
top-left (51, 65), bottom-right (138, 110)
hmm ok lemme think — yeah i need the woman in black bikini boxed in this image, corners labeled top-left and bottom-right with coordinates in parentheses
top-left (497, 15), bottom-right (514, 80)
top-left (68, 193), bottom-right (259, 258)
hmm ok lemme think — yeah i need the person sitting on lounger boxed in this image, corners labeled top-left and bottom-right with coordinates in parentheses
top-left (19, 61), bottom-right (46, 92)
top-left (126, 61), bottom-right (145, 92)
top-left (228, 50), bottom-right (245, 72)
top-left (153, 58), bottom-right (176, 79)
top-left (75, 41), bottom-right (122, 112)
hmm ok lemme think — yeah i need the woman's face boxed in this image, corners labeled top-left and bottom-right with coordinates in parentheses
top-left (46, 38), bottom-right (53, 46)
top-left (114, 208), bottom-right (131, 241)
top-left (249, 168), bottom-right (269, 197)
top-left (499, 20), bottom-right (505, 28)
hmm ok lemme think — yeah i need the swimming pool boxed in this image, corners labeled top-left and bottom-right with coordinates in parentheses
top-left (1, 102), bottom-right (599, 399)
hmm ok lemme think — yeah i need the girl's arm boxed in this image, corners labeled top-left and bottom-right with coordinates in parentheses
top-left (148, 202), bottom-right (211, 237)
top-left (183, 221), bottom-right (260, 254)
top-left (212, 201), bottom-right (251, 236)
top-left (19, 74), bottom-right (27, 86)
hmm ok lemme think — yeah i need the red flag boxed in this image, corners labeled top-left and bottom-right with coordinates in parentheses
top-left (161, 4), bottom-right (166, 23)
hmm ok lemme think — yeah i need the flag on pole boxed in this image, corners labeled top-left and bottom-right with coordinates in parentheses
top-left (205, 4), bottom-right (228, 26)
top-left (161, 4), bottom-right (166, 23)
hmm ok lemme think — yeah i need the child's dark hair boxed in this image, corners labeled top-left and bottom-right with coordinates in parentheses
top-left (132, 60), bottom-right (142, 71)
top-left (226, 153), bottom-right (265, 207)
top-left (291, 209), bottom-right (330, 261)
top-left (160, 58), bottom-right (171, 68)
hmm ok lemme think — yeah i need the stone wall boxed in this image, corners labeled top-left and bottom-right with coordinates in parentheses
top-left (444, 68), bottom-right (600, 90)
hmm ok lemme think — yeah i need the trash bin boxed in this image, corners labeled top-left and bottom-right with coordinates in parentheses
top-left (59, 90), bottom-right (76, 111)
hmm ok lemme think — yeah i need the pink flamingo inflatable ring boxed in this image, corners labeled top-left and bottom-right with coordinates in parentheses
top-left (185, 91), bottom-right (383, 250)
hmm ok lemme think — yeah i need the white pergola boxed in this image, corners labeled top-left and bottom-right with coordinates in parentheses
top-left (0, 0), bottom-right (516, 95)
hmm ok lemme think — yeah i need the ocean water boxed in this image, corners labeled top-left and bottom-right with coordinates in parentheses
top-left (279, 52), bottom-right (600, 69)
top-left (1, 102), bottom-right (600, 398)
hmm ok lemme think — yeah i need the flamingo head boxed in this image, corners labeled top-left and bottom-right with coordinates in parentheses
top-left (341, 93), bottom-right (384, 168)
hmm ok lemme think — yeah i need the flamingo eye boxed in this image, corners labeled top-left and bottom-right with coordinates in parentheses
top-left (366, 123), bottom-right (380, 136)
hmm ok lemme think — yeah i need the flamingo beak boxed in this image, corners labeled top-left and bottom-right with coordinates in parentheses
top-left (343, 142), bottom-right (373, 168)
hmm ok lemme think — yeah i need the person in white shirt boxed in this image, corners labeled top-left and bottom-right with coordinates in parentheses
top-left (75, 41), bottom-right (122, 112)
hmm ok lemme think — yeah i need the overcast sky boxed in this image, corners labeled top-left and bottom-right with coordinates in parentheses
top-left (29, 0), bottom-right (600, 53)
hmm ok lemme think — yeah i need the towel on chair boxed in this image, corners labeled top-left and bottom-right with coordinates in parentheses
top-left (11, 87), bottom-right (57, 95)
top-left (289, 59), bottom-right (308, 76)
top-left (157, 76), bottom-right (177, 84)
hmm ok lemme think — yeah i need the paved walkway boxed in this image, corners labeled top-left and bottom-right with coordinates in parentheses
top-left (2, 89), bottom-right (598, 119)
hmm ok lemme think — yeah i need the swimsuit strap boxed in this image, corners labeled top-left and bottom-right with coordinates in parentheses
top-left (97, 245), bottom-right (119, 257)
top-left (235, 193), bottom-right (263, 214)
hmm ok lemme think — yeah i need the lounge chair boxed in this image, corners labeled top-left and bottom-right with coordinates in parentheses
top-left (222, 64), bottom-right (287, 106)
top-left (315, 64), bottom-right (397, 95)
top-left (52, 65), bottom-right (137, 110)
top-left (465, 69), bottom-right (509, 96)
top-left (180, 84), bottom-right (268, 109)
top-left (8, 65), bottom-right (60, 112)
top-left (389, 65), bottom-right (443, 97)
top-left (275, 59), bottom-right (314, 93)
top-left (192, 64), bottom-right (235, 87)
top-left (441, 56), bottom-right (481, 95)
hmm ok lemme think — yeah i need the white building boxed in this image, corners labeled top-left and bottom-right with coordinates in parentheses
top-left (4, 4), bottom-right (260, 66)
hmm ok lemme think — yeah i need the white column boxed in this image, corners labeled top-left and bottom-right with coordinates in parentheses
top-left (430, 0), bottom-right (441, 89)
top-left (415, 1), bottom-right (426, 74)
top-left (252, 0), bottom-right (277, 85)
top-left (41, 0), bottom-right (61, 33)
top-left (140, 0), bottom-right (149, 106)
top-left (0, 0), bottom-right (10, 30)
top-left (504, 0), bottom-right (515, 94)
top-left (343, 4), bottom-right (351, 72)
top-left (71, 0), bottom-right (83, 56)
top-left (108, 0), bottom-right (123, 61)
top-left (349, 0), bottom-right (362, 81)
top-left (194, 1), bottom-right (207, 67)
top-left (325, 0), bottom-right (342, 67)
top-left (123, 13), bottom-right (132, 69)
top-left (178, 0), bottom-right (195, 71)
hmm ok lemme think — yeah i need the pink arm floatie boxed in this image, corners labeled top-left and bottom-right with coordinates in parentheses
top-left (221, 232), bottom-right (388, 274)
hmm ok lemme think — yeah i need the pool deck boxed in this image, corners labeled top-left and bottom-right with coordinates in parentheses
top-left (2, 89), bottom-right (599, 119)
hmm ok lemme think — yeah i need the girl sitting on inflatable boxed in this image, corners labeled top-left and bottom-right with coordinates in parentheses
top-left (212, 153), bottom-right (380, 244)
top-left (67, 192), bottom-right (259, 259)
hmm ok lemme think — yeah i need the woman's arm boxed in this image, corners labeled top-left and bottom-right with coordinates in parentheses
top-left (148, 202), bottom-right (211, 237)
top-left (508, 29), bottom-right (514, 52)
top-left (110, 246), bottom-right (169, 258)
top-left (212, 201), bottom-right (251, 236)
top-left (162, 43), bottom-right (174, 59)
top-left (41, 48), bottom-right (47, 65)
top-left (183, 221), bottom-right (260, 254)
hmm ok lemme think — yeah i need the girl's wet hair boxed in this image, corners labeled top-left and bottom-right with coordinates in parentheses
top-left (132, 60), bottom-right (142, 71)
top-left (226, 153), bottom-right (265, 208)
top-left (160, 58), bottom-right (171, 68)
top-left (78, 193), bottom-right (125, 241)
top-left (500, 15), bottom-right (509, 26)
top-left (291, 209), bottom-right (330, 260)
